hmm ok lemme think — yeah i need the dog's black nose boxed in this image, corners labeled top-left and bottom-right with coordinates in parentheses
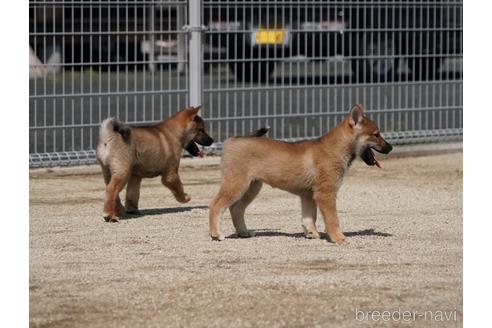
top-left (194, 134), bottom-right (214, 146)
top-left (385, 144), bottom-right (393, 153)
top-left (204, 136), bottom-right (214, 146)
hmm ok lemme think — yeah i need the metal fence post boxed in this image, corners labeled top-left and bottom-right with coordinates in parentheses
top-left (188, 0), bottom-right (202, 107)
top-left (147, 4), bottom-right (156, 73)
top-left (177, 4), bottom-right (186, 74)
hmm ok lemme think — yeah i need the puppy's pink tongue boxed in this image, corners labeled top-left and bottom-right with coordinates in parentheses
top-left (198, 150), bottom-right (204, 158)
top-left (374, 158), bottom-right (381, 168)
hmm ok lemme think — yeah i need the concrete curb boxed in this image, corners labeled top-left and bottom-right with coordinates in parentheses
top-left (29, 142), bottom-right (462, 178)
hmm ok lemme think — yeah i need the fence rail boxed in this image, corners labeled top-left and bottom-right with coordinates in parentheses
top-left (29, 0), bottom-right (462, 168)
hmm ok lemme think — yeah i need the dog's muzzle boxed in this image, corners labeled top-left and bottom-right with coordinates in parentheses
top-left (195, 134), bottom-right (214, 147)
top-left (380, 142), bottom-right (393, 154)
top-left (184, 134), bottom-right (214, 157)
top-left (361, 142), bottom-right (392, 168)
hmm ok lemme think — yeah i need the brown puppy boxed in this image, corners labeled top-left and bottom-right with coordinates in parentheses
top-left (209, 104), bottom-right (392, 244)
top-left (96, 106), bottom-right (213, 222)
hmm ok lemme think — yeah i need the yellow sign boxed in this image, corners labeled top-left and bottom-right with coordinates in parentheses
top-left (255, 29), bottom-right (286, 45)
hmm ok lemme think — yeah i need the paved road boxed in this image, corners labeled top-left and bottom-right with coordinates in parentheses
top-left (29, 58), bottom-right (462, 155)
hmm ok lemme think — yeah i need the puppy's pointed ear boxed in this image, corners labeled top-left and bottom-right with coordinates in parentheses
top-left (348, 104), bottom-right (364, 127)
top-left (185, 105), bottom-right (201, 120)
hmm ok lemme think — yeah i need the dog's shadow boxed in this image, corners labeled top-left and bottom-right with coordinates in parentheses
top-left (120, 205), bottom-right (208, 219)
top-left (227, 228), bottom-right (392, 239)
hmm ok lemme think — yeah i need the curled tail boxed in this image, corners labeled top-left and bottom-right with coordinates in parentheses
top-left (99, 117), bottom-right (131, 144)
top-left (249, 127), bottom-right (269, 138)
top-left (233, 127), bottom-right (269, 138)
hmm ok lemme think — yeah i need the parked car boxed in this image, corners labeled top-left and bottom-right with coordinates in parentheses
top-left (29, 1), bottom-right (462, 81)
top-left (29, 5), bottom-right (162, 70)
top-left (204, 1), bottom-right (463, 82)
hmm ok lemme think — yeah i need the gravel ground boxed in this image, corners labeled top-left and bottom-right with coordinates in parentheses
top-left (29, 152), bottom-right (462, 328)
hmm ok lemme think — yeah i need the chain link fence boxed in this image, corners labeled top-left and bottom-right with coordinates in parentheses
top-left (29, 0), bottom-right (462, 168)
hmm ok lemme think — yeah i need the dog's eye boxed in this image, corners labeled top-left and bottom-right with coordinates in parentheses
top-left (374, 132), bottom-right (380, 138)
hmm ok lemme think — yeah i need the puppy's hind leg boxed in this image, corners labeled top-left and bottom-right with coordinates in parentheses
top-left (300, 194), bottom-right (320, 239)
top-left (209, 177), bottom-right (251, 241)
top-left (103, 172), bottom-right (130, 222)
top-left (230, 181), bottom-right (262, 238)
top-left (125, 175), bottom-right (142, 214)
top-left (100, 165), bottom-right (124, 218)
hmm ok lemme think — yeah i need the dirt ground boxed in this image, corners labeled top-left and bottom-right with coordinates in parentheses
top-left (29, 152), bottom-right (462, 328)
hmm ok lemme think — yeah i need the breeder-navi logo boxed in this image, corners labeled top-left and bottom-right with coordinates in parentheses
top-left (354, 308), bottom-right (458, 322)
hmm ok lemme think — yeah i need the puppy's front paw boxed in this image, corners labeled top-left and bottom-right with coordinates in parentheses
top-left (103, 213), bottom-right (119, 223)
top-left (328, 232), bottom-right (346, 245)
top-left (176, 193), bottom-right (191, 203)
top-left (302, 221), bottom-right (321, 239)
top-left (305, 231), bottom-right (321, 239)
top-left (210, 233), bottom-right (225, 241)
top-left (334, 237), bottom-right (346, 245)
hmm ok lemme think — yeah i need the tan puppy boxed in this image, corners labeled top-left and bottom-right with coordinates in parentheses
top-left (209, 104), bottom-right (392, 244)
top-left (96, 106), bottom-right (213, 222)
